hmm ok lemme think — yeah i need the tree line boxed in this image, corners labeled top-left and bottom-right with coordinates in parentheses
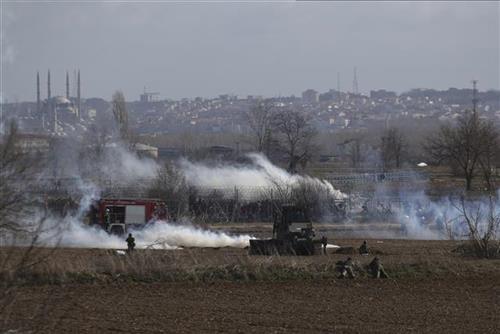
top-left (245, 100), bottom-right (500, 191)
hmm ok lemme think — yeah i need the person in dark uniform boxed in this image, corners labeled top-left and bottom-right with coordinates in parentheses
top-left (321, 236), bottom-right (328, 255)
top-left (368, 257), bottom-right (389, 278)
top-left (359, 240), bottom-right (369, 255)
top-left (336, 257), bottom-right (355, 279)
top-left (126, 233), bottom-right (136, 253)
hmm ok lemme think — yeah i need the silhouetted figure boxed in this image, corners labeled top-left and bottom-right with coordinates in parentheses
top-left (368, 257), bottom-right (388, 278)
top-left (104, 208), bottom-right (111, 231)
top-left (321, 236), bottom-right (328, 255)
top-left (359, 240), bottom-right (369, 255)
top-left (126, 233), bottom-right (136, 253)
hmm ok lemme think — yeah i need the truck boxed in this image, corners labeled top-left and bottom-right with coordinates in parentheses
top-left (88, 198), bottom-right (168, 235)
top-left (249, 205), bottom-right (323, 256)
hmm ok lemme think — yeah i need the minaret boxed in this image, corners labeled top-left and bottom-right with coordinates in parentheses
top-left (66, 71), bottom-right (70, 99)
top-left (36, 71), bottom-right (40, 116)
top-left (77, 69), bottom-right (81, 119)
top-left (47, 70), bottom-right (51, 100)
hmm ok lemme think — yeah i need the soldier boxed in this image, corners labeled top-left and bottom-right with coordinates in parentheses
top-left (368, 257), bottom-right (388, 278)
top-left (321, 236), bottom-right (328, 255)
top-left (126, 233), bottom-right (136, 253)
top-left (359, 240), bottom-right (369, 255)
top-left (104, 207), bottom-right (111, 231)
top-left (336, 257), bottom-right (355, 279)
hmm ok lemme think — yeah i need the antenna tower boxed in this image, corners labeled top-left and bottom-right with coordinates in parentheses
top-left (352, 67), bottom-right (359, 94)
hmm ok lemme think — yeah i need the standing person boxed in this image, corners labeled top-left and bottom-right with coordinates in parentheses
top-left (321, 236), bottom-right (328, 255)
top-left (104, 207), bottom-right (111, 231)
top-left (126, 233), bottom-right (136, 253)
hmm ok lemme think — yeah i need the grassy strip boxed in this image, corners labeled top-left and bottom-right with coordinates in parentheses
top-left (2, 256), bottom-right (496, 286)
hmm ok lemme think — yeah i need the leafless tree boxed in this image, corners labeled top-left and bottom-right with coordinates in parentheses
top-left (425, 111), bottom-right (498, 191)
top-left (112, 90), bottom-right (129, 142)
top-left (0, 121), bottom-right (42, 233)
top-left (244, 100), bottom-right (274, 154)
top-left (380, 127), bottom-right (406, 170)
top-left (147, 163), bottom-right (192, 220)
top-left (272, 109), bottom-right (317, 174)
top-left (0, 121), bottom-right (61, 324)
top-left (477, 127), bottom-right (499, 191)
top-left (341, 138), bottom-right (363, 168)
top-left (457, 196), bottom-right (500, 258)
top-left (78, 122), bottom-right (111, 179)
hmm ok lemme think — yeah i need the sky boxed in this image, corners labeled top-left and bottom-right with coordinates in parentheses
top-left (1, 0), bottom-right (499, 102)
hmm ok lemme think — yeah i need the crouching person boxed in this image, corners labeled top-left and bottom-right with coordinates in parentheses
top-left (368, 257), bottom-right (388, 278)
top-left (336, 257), bottom-right (355, 279)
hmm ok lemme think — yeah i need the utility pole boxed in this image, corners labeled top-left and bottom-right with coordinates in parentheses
top-left (472, 79), bottom-right (478, 114)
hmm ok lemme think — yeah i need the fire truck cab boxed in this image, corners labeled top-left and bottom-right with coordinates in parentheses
top-left (90, 198), bottom-right (167, 235)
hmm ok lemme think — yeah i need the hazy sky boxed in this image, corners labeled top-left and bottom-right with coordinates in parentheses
top-left (1, 1), bottom-right (499, 102)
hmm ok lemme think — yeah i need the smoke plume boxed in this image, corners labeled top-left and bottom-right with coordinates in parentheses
top-left (180, 153), bottom-right (345, 200)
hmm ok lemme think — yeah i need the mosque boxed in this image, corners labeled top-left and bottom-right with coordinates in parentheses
top-left (36, 70), bottom-right (82, 134)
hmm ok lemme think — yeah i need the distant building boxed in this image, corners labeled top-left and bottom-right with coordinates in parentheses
top-left (302, 89), bottom-right (318, 104)
top-left (140, 88), bottom-right (160, 103)
top-left (36, 70), bottom-right (82, 134)
top-left (370, 89), bottom-right (397, 100)
top-left (319, 89), bottom-right (339, 102)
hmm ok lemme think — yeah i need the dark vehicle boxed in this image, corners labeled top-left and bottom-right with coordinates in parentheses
top-left (249, 205), bottom-right (323, 256)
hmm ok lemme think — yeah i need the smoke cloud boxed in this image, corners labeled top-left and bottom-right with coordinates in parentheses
top-left (39, 217), bottom-right (252, 250)
top-left (180, 153), bottom-right (345, 200)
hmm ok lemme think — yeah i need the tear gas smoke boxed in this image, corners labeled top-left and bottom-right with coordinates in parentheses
top-left (5, 140), bottom-right (255, 249)
top-left (360, 189), bottom-right (500, 240)
top-left (180, 153), bottom-right (345, 200)
top-left (39, 217), bottom-right (252, 249)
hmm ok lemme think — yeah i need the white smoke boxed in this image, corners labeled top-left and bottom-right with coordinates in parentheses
top-left (180, 153), bottom-right (345, 200)
top-left (101, 143), bottom-right (158, 181)
top-left (370, 190), bottom-right (500, 240)
top-left (5, 139), bottom-right (254, 250)
top-left (39, 217), bottom-right (252, 250)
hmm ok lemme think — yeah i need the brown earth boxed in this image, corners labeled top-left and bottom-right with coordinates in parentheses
top-left (1, 239), bottom-right (500, 333)
top-left (2, 276), bottom-right (500, 334)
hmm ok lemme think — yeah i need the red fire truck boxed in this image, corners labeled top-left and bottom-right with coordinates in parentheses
top-left (89, 198), bottom-right (168, 235)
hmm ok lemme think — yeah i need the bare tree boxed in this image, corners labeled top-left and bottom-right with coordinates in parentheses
top-left (341, 138), bottom-right (363, 168)
top-left (380, 127), bottom-right (406, 170)
top-left (272, 109), bottom-right (317, 174)
top-left (111, 90), bottom-right (129, 142)
top-left (477, 126), bottom-right (499, 191)
top-left (0, 121), bottom-right (59, 322)
top-left (244, 100), bottom-right (274, 154)
top-left (458, 196), bottom-right (500, 258)
top-left (0, 121), bottom-right (41, 232)
top-left (424, 111), bottom-right (498, 191)
top-left (147, 163), bottom-right (191, 221)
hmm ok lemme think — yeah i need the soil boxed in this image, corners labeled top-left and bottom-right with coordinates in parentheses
top-left (2, 276), bottom-right (499, 334)
top-left (1, 238), bottom-right (500, 333)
